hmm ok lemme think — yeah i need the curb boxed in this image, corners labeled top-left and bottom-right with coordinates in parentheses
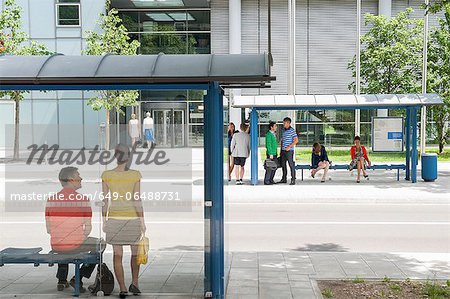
top-left (311, 279), bottom-right (325, 299)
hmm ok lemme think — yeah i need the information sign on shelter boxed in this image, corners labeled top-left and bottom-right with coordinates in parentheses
top-left (372, 117), bottom-right (404, 152)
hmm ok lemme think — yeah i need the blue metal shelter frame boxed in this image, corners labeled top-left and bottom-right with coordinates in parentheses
top-left (0, 82), bottom-right (226, 298)
top-left (249, 105), bottom-right (422, 185)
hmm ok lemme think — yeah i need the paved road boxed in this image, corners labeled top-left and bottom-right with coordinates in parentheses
top-left (2, 201), bottom-right (449, 254)
top-left (224, 202), bottom-right (450, 253)
top-left (1, 159), bottom-right (449, 255)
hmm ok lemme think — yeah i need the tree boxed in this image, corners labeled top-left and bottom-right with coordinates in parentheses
top-left (0, 0), bottom-right (51, 160)
top-left (427, 5), bottom-right (450, 153)
top-left (348, 8), bottom-right (424, 94)
top-left (84, 0), bottom-right (140, 150)
top-left (140, 24), bottom-right (197, 55)
top-left (423, 0), bottom-right (450, 19)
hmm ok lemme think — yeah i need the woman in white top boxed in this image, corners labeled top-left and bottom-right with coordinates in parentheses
top-left (128, 114), bottom-right (140, 147)
top-left (142, 112), bottom-right (154, 148)
top-left (230, 123), bottom-right (250, 184)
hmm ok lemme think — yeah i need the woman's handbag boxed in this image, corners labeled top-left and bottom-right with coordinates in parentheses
top-left (136, 236), bottom-right (150, 265)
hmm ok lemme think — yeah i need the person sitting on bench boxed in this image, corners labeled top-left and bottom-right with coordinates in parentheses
top-left (45, 166), bottom-right (104, 293)
top-left (349, 136), bottom-right (371, 183)
top-left (311, 142), bottom-right (330, 183)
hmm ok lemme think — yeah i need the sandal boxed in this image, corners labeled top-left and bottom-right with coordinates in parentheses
top-left (129, 284), bottom-right (141, 295)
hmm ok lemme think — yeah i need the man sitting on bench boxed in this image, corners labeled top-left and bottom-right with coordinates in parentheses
top-left (45, 166), bottom-right (103, 293)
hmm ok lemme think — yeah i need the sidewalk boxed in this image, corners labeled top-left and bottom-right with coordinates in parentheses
top-left (0, 251), bottom-right (448, 298)
top-left (228, 251), bottom-right (450, 299)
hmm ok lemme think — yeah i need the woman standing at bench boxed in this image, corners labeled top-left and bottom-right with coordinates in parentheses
top-left (311, 142), bottom-right (330, 183)
top-left (349, 136), bottom-right (371, 183)
top-left (102, 144), bottom-right (145, 298)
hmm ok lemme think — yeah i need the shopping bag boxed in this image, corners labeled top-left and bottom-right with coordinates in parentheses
top-left (136, 236), bottom-right (150, 265)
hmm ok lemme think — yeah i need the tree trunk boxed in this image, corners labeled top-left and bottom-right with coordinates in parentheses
top-left (13, 93), bottom-right (20, 160)
top-left (436, 118), bottom-right (445, 154)
top-left (105, 110), bottom-right (110, 151)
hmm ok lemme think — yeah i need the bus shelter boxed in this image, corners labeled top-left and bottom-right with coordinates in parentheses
top-left (232, 94), bottom-right (443, 185)
top-left (0, 53), bottom-right (273, 298)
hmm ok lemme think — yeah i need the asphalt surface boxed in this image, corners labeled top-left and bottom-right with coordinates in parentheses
top-left (1, 201), bottom-right (449, 254)
top-left (1, 152), bottom-right (449, 255)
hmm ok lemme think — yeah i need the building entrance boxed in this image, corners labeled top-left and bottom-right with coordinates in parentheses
top-left (141, 102), bottom-right (187, 148)
top-left (152, 109), bottom-right (185, 147)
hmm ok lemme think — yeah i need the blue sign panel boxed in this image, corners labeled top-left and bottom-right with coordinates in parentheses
top-left (388, 132), bottom-right (403, 139)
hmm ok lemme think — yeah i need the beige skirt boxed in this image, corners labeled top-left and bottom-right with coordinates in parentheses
top-left (105, 218), bottom-right (142, 245)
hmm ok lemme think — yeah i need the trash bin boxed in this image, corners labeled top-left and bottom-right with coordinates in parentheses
top-left (421, 153), bottom-right (438, 182)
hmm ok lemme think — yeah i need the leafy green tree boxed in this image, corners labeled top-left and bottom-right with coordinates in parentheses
top-left (348, 8), bottom-right (424, 94)
top-left (427, 5), bottom-right (450, 153)
top-left (0, 0), bottom-right (51, 160)
top-left (140, 24), bottom-right (197, 55)
top-left (84, 0), bottom-right (140, 149)
top-left (423, 0), bottom-right (450, 19)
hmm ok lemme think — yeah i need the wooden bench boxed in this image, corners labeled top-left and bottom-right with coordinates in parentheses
top-left (295, 163), bottom-right (406, 181)
top-left (0, 247), bottom-right (100, 297)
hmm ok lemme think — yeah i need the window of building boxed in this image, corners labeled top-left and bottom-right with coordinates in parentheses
top-left (56, 0), bottom-right (81, 26)
top-left (118, 10), bottom-right (211, 55)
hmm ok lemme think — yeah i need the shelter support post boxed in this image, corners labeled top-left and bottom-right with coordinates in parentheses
top-left (204, 82), bottom-right (225, 298)
top-left (405, 108), bottom-right (411, 180)
top-left (250, 109), bottom-right (259, 185)
top-left (355, 109), bottom-right (361, 136)
top-left (411, 107), bottom-right (419, 183)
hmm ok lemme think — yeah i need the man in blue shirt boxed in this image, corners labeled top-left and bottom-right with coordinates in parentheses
top-left (279, 117), bottom-right (298, 185)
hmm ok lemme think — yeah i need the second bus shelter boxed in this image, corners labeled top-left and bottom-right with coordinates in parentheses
top-left (233, 93), bottom-right (443, 185)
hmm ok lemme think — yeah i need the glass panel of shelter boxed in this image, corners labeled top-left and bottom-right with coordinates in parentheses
top-left (31, 90), bottom-right (203, 296)
top-left (0, 92), bottom-right (205, 296)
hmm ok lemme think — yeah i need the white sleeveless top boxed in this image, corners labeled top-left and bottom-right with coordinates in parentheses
top-left (129, 119), bottom-right (139, 138)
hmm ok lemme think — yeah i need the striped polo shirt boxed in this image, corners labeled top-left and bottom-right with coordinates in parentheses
top-left (281, 127), bottom-right (297, 151)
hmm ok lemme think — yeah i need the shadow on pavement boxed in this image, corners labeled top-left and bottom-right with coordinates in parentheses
top-left (292, 243), bottom-right (348, 252)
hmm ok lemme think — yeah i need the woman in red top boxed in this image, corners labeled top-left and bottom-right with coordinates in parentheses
top-left (349, 136), bottom-right (371, 183)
